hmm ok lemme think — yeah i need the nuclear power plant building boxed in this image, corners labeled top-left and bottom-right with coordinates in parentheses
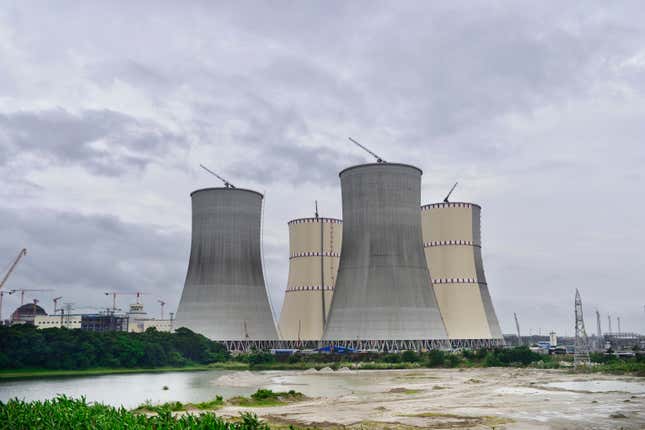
top-left (323, 163), bottom-right (448, 344)
top-left (421, 202), bottom-right (503, 344)
top-left (175, 188), bottom-right (278, 340)
top-left (278, 217), bottom-right (342, 340)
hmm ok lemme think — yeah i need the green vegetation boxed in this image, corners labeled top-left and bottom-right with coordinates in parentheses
top-left (134, 395), bottom-right (225, 413)
top-left (0, 396), bottom-right (274, 430)
top-left (0, 325), bottom-right (229, 371)
top-left (228, 389), bottom-right (307, 407)
top-left (1, 324), bottom-right (643, 377)
top-left (0, 365), bottom-right (213, 380)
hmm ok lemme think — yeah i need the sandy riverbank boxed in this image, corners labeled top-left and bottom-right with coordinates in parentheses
top-left (210, 367), bottom-right (645, 429)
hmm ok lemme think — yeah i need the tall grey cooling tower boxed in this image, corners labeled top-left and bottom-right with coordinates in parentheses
top-left (175, 188), bottom-right (278, 340)
top-left (322, 163), bottom-right (448, 341)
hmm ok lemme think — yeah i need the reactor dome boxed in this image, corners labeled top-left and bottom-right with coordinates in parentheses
top-left (10, 303), bottom-right (47, 325)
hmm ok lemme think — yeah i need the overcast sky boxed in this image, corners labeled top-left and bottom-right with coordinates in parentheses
top-left (1, 1), bottom-right (644, 336)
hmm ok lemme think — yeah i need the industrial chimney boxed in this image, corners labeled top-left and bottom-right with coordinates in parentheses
top-left (421, 202), bottom-right (503, 343)
top-left (323, 163), bottom-right (448, 341)
top-left (278, 216), bottom-right (342, 340)
top-left (175, 188), bottom-right (278, 340)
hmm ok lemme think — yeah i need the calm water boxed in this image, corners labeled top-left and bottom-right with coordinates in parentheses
top-left (0, 369), bottom-right (381, 409)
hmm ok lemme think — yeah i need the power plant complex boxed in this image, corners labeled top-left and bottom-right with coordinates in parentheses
top-left (172, 147), bottom-right (505, 350)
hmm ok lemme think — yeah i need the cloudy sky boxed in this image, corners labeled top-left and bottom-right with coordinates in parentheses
top-left (1, 1), bottom-right (644, 336)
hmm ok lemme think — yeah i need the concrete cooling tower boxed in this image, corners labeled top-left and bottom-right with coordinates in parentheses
top-left (421, 202), bottom-right (503, 343)
top-left (175, 188), bottom-right (278, 340)
top-left (323, 163), bottom-right (448, 342)
top-left (278, 216), bottom-right (342, 340)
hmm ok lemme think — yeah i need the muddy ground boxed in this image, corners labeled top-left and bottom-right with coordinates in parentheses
top-left (213, 367), bottom-right (645, 429)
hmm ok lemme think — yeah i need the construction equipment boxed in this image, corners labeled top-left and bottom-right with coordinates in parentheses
top-left (0, 290), bottom-right (14, 321)
top-left (104, 291), bottom-right (143, 312)
top-left (200, 164), bottom-right (235, 188)
top-left (574, 289), bottom-right (591, 368)
top-left (53, 296), bottom-right (63, 314)
top-left (0, 248), bottom-right (27, 291)
top-left (158, 300), bottom-right (166, 319)
top-left (10, 288), bottom-right (53, 305)
top-left (348, 137), bottom-right (386, 163)
top-left (443, 182), bottom-right (458, 203)
top-left (514, 312), bottom-right (521, 345)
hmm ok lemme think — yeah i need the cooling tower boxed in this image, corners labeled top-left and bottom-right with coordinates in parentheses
top-left (175, 188), bottom-right (278, 340)
top-left (278, 217), bottom-right (343, 340)
top-left (323, 163), bottom-right (448, 341)
top-left (421, 202), bottom-right (502, 340)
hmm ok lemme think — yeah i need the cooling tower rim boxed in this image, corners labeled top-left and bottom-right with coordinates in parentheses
top-left (190, 187), bottom-right (264, 198)
top-left (421, 201), bottom-right (481, 210)
top-left (339, 162), bottom-right (422, 177)
top-left (287, 217), bottom-right (343, 225)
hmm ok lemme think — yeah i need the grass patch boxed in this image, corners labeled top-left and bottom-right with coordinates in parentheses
top-left (228, 389), bottom-right (306, 407)
top-left (134, 395), bottom-right (226, 413)
top-left (0, 366), bottom-right (213, 380)
top-left (388, 387), bottom-right (422, 395)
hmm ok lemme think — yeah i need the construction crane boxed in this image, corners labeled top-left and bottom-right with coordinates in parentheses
top-left (10, 288), bottom-right (53, 305)
top-left (348, 137), bottom-right (386, 163)
top-left (0, 248), bottom-right (27, 291)
top-left (0, 290), bottom-right (14, 321)
top-left (158, 300), bottom-right (166, 319)
top-left (514, 312), bottom-right (522, 345)
top-left (443, 182), bottom-right (459, 203)
top-left (200, 164), bottom-right (235, 188)
top-left (105, 291), bottom-right (143, 312)
top-left (53, 296), bottom-right (63, 314)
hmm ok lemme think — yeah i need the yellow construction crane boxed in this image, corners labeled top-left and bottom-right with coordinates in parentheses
top-left (0, 248), bottom-right (27, 291)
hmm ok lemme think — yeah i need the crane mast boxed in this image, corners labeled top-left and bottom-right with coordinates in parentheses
top-left (200, 164), bottom-right (235, 188)
top-left (348, 137), bottom-right (386, 163)
top-left (443, 182), bottom-right (459, 203)
top-left (0, 248), bottom-right (27, 291)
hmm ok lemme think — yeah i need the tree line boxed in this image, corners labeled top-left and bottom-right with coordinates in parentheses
top-left (0, 325), bottom-right (229, 370)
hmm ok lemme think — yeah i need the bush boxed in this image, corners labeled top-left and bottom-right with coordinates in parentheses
top-left (425, 350), bottom-right (445, 367)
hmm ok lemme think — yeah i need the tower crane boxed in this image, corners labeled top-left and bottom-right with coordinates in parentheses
top-left (0, 248), bottom-right (27, 291)
top-left (200, 164), bottom-right (235, 188)
top-left (53, 296), bottom-right (63, 315)
top-left (348, 137), bottom-right (386, 163)
top-left (104, 291), bottom-right (144, 312)
top-left (0, 290), bottom-right (14, 321)
top-left (443, 182), bottom-right (459, 203)
top-left (514, 312), bottom-right (522, 345)
top-left (10, 288), bottom-right (54, 305)
top-left (158, 300), bottom-right (166, 319)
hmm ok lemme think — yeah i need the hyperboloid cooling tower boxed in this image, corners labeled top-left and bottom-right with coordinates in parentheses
top-left (175, 188), bottom-right (278, 340)
top-left (323, 163), bottom-right (448, 341)
top-left (278, 216), bottom-right (343, 340)
top-left (421, 202), bottom-right (502, 340)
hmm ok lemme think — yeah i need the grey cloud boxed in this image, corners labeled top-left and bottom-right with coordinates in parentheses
top-left (0, 108), bottom-right (183, 176)
top-left (0, 206), bottom-right (188, 314)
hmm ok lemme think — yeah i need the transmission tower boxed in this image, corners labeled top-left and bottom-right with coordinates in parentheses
top-left (574, 289), bottom-right (591, 368)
